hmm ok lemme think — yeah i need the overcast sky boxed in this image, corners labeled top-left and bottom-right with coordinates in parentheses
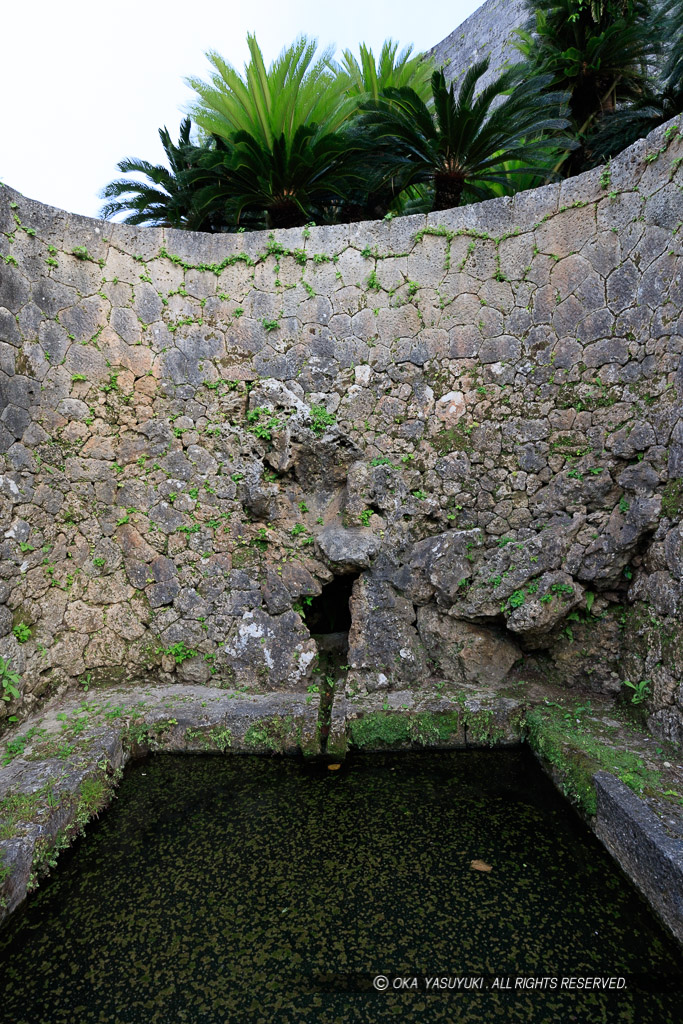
top-left (2, 0), bottom-right (481, 220)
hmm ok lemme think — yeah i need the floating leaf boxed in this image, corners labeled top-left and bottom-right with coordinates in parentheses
top-left (470, 859), bottom-right (492, 872)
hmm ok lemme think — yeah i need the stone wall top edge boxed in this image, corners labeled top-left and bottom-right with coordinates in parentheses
top-left (1, 115), bottom-right (680, 260)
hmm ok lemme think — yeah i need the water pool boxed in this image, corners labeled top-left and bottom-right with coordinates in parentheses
top-left (1, 749), bottom-right (681, 1023)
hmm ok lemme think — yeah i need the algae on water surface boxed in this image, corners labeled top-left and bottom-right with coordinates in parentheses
top-left (0, 749), bottom-right (682, 1023)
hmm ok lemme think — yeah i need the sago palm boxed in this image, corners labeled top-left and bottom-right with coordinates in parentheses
top-left (666, 0), bottom-right (683, 90)
top-left (188, 35), bottom-right (352, 148)
top-left (188, 123), bottom-right (362, 229)
top-left (356, 60), bottom-right (572, 212)
top-left (99, 118), bottom-right (208, 228)
top-left (514, 0), bottom-right (658, 170)
top-left (332, 40), bottom-right (433, 103)
top-left (329, 40), bottom-right (434, 220)
top-left (186, 35), bottom-right (360, 226)
top-left (583, 0), bottom-right (682, 164)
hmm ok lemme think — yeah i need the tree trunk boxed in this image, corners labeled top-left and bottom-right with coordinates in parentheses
top-left (433, 173), bottom-right (464, 211)
top-left (269, 200), bottom-right (306, 229)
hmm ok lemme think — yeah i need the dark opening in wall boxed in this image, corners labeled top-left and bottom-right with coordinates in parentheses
top-left (303, 573), bottom-right (358, 655)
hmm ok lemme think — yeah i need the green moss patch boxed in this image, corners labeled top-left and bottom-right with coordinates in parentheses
top-left (243, 715), bottom-right (297, 751)
top-left (349, 709), bottom-right (462, 749)
top-left (428, 424), bottom-right (473, 455)
top-left (662, 478), bottom-right (683, 519)
top-left (526, 702), bottom-right (662, 817)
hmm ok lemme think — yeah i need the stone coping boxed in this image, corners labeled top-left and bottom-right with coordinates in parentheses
top-left (594, 772), bottom-right (683, 945)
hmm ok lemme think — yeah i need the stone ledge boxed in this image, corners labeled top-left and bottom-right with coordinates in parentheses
top-left (342, 690), bottom-right (524, 752)
top-left (594, 771), bottom-right (683, 945)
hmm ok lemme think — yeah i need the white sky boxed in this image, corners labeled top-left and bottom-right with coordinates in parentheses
top-left (2, 0), bottom-right (481, 220)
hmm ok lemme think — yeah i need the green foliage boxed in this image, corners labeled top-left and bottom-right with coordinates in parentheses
top-left (12, 623), bottom-right (31, 644)
top-left (159, 642), bottom-right (198, 664)
top-left (251, 527), bottom-right (269, 551)
top-left (99, 118), bottom-right (215, 228)
top-left (309, 404), bottom-right (335, 434)
top-left (515, 0), bottom-right (669, 170)
top-left (0, 851), bottom-right (9, 893)
top-left (0, 657), bottom-right (20, 702)
top-left (430, 423), bottom-right (473, 455)
top-left (2, 725), bottom-right (41, 767)
top-left (526, 699), bottom-right (661, 815)
top-left (622, 679), bottom-right (651, 704)
top-left (185, 725), bottom-right (233, 752)
top-left (243, 715), bottom-right (295, 751)
top-left (356, 61), bottom-right (572, 210)
top-left (349, 709), bottom-right (462, 748)
top-left (246, 406), bottom-right (282, 441)
top-left (122, 718), bottom-right (178, 750)
top-left (332, 39), bottom-right (433, 103)
top-left (186, 36), bottom-right (361, 228)
top-left (100, 9), bottom-right (678, 232)
top-left (0, 785), bottom-right (60, 840)
top-left (349, 711), bottom-right (413, 747)
top-left (662, 478), bottom-right (682, 518)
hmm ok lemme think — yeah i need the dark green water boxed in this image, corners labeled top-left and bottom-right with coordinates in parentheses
top-left (1, 749), bottom-right (682, 1024)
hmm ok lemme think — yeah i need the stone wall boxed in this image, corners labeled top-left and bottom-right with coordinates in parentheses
top-left (0, 118), bottom-right (682, 742)
top-left (429, 0), bottom-right (526, 87)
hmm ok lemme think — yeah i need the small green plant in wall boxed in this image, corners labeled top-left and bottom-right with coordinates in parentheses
top-left (622, 679), bottom-right (651, 705)
top-left (0, 657), bottom-right (20, 702)
top-left (159, 642), bottom-right (198, 664)
top-left (246, 407), bottom-right (282, 442)
top-left (309, 405), bottom-right (335, 435)
top-left (12, 623), bottom-right (31, 644)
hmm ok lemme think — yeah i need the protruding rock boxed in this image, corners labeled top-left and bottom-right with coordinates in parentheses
top-left (318, 526), bottom-right (380, 571)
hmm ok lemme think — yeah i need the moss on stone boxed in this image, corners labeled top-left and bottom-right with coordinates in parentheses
top-left (409, 710), bottom-right (462, 745)
top-left (243, 715), bottom-right (296, 751)
top-left (662, 478), bottom-right (682, 519)
top-left (526, 703), bottom-right (662, 817)
top-left (121, 717), bottom-right (178, 752)
top-left (429, 425), bottom-right (473, 455)
top-left (184, 725), bottom-right (233, 752)
top-left (349, 709), bottom-right (462, 749)
top-left (0, 783), bottom-right (60, 839)
top-left (462, 706), bottom-right (509, 745)
top-left (349, 712), bottom-right (412, 748)
top-left (27, 770), bottom-right (116, 892)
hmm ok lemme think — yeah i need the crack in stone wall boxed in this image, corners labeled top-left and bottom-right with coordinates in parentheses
top-left (0, 118), bottom-right (682, 742)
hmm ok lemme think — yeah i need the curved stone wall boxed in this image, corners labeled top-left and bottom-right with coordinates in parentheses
top-left (1, 118), bottom-right (682, 740)
top-left (429, 0), bottom-right (526, 90)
